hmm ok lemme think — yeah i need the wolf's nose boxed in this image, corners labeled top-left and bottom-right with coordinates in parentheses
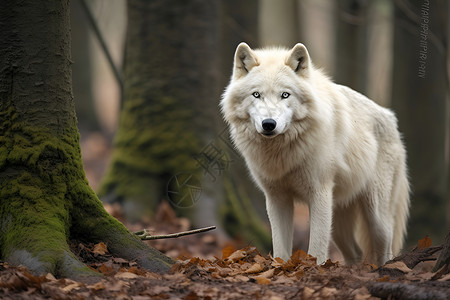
top-left (262, 119), bottom-right (277, 132)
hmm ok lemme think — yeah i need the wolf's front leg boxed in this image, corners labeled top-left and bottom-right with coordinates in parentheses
top-left (265, 194), bottom-right (294, 262)
top-left (308, 188), bottom-right (333, 264)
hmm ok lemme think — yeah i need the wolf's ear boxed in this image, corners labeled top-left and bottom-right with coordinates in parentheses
top-left (233, 42), bottom-right (259, 80)
top-left (286, 43), bottom-right (310, 77)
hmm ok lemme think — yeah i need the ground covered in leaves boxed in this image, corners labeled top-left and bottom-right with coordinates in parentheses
top-left (2, 133), bottom-right (448, 298)
top-left (0, 202), bottom-right (449, 299)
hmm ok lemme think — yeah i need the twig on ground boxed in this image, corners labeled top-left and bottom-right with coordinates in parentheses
top-left (135, 226), bottom-right (216, 240)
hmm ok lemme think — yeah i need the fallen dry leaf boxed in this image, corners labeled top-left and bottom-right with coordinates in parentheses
top-left (351, 287), bottom-right (372, 300)
top-left (61, 282), bottom-right (82, 292)
top-left (105, 280), bottom-right (127, 292)
top-left (354, 293), bottom-right (372, 300)
top-left (417, 235), bottom-right (432, 249)
top-left (254, 255), bottom-right (267, 265)
top-left (87, 281), bottom-right (106, 291)
top-left (113, 257), bottom-right (129, 265)
top-left (377, 275), bottom-right (390, 282)
top-left (244, 263), bottom-right (263, 274)
top-left (320, 287), bottom-right (337, 297)
top-left (411, 260), bottom-right (435, 273)
top-left (222, 245), bottom-right (235, 260)
top-left (185, 291), bottom-right (199, 300)
top-left (97, 263), bottom-right (115, 276)
top-left (225, 249), bottom-right (246, 262)
top-left (321, 259), bottom-right (339, 269)
top-left (93, 242), bottom-right (108, 255)
top-left (115, 272), bottom-right (139, 279)
top-left (45, 273), bottom-right (56, 281)
top-left (217, 267), bottom-right (232, 277)
top-left (438, 273), bottom-right (450, 281)
top-left (127, 266), bottom-right (147, 276)
top-left (258, 268), bottom-right (275, 279)
top-left (302, 287), bottom-right (315, 299)
top-left (292, 269), bottom-right (305, 279)
top-left (151, 285), bottom-right (171, 294)
top-left (232, 274), bottom-right (250, 282)
top-left (384, 261), bottom-right (412, 273)
top-left (255, 276), bottom-right (271, 285)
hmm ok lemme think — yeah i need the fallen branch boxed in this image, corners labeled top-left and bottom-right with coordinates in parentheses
top-left (386, 245), bottom-right (443, 269)
top-left (367, 282), bottom-right (449, 300)
top-left (135, 226), bottom-right (216, 240)
top-left (433, 230), bottom-right (450, 273)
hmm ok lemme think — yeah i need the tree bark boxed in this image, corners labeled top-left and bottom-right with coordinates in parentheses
top-left (433, 230), bottom-right (450, 273)
top-left (70, 0), bottom-right (98, 132)
top-left (217, 0), bottom-right (271, 252)
top-left (367, 281), bottom-right (449, 300)
top-left (335, 0), bottom-right (369, 93)
top-left (99, 0), bottom-right (220, 221)
top-left (0, 0), bottom-right (172, 279)
top-left (258, 0), bottom-right (300, 47)
top-left (392, 0), bottom-right (448, 245)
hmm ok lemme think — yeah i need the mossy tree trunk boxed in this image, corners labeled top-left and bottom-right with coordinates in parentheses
top-left (99, 0), bottom-right (220, 220)
top-left (0, 0), bottom-right (172, 279)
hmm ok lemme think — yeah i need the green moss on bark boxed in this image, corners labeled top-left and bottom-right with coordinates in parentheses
top-left (0, 0), bottom-right (172, 278)
top-left (0, 100), bottom-right (172, 277)
top-left (98, 0), bottom-right (219, 218)
top-left (99, 94), bottom-right (201, 211)
top-left (0, 100), bottom-right (92, 275)
top-left (98, 94), bottom-right (202, 220)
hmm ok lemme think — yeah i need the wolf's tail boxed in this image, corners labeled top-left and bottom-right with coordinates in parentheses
top-left (391, 163), bottom-right (410, 255)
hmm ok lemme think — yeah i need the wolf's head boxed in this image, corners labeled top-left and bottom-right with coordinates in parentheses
top-left (221, 43), bottom-right (316, 140)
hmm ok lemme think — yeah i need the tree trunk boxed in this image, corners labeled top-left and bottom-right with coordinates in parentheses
top-left (0, 0), bottom-right (172, 279)
top-left (368, 281), bottom-right (449, 300)
top-left (392, 0), bottom-right (448, 245)
top-left (70, 0), bottom-right (98, 132)
top-left (99, 0), bottom-right (220, 221)
top-left (258, 0), bottom-right (300, 47)
top-left (433, 230), bottom-right (450, 273)
top-left (218, 0), bottom-right (271, 252)
top-left (335, 0), bottom-right (369, 93)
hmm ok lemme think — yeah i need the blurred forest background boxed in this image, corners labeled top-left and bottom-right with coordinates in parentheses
top-left (71, 0), bottom-right (449, 256)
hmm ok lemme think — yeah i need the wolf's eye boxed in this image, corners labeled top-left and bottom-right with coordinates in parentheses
top-left (281, 92), bottom-right (290, 99)
top-left (252, 92), bottom-right (261, 98)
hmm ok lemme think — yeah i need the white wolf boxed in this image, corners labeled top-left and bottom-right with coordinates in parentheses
top-left (220, 43), bottom-right (409, 266)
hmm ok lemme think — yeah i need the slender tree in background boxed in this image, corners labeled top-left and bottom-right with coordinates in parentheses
top-left (71, 0), bottom-right (98, 132)
top-left (0, 0), bottom-right (172, 278)
top-left (219, 0), bottom-right (259, 88)
top-left (218, 0), bottom-right (271, 251)
top-left (335, 0), bottom-right (369, 93)
top-left (258, 0), bottom-right (300, 47)
top-left (392, 0), bottom-right (449, 244)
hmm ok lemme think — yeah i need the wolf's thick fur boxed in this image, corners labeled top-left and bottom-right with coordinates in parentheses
top-left (220, 43), bottom-right (409, 265)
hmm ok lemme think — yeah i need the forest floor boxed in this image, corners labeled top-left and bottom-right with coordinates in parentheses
top-left (0, 132), bottom-right (449, 299)
top-left (0, 200), bottom-right (449, 299)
